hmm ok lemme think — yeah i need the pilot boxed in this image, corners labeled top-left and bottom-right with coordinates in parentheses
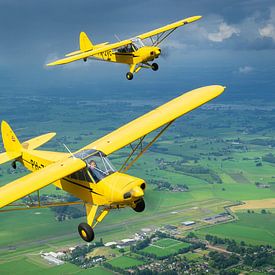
top-left (88, 160), bottom-right (105, 182)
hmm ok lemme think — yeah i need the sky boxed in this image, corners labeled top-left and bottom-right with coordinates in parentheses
top-left (0, 0), bottom-right (275, 101)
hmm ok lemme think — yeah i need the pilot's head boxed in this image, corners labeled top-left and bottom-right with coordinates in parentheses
top-left (89, 160), bottom-right (97, 168)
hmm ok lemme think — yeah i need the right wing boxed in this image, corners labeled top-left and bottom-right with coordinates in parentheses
top-left (0, 157), bottom-right (86, 208)
top-left (78, 85), bottom-right (225, 156)
top-left (137, 15), bottom-right (202, 44)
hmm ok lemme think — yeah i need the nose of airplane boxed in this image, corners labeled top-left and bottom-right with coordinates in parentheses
top-left (131, 186), bottom-right (144, 198)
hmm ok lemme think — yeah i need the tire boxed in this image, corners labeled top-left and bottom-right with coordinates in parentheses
top-left (132, 198), bottom-right (145, 212)
top-left (151, 63), bottom-right (158, 71)
top-left (11, 161), bottom-right (17, 169)
top-left (126, 72), bottom-right (133, 80)
top-left (78, 222), bottom-right (94, 242)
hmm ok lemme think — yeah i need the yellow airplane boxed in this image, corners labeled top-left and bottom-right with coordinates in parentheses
top-left (0, 85), bottom-right (224, 242)
top-left (47, 15), bottom-right (202, 80)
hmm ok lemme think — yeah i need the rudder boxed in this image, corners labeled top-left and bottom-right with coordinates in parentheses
top-left (79, 32), bottom-right (93, 52)
top-left (1, 121), bottom-right (22, 152)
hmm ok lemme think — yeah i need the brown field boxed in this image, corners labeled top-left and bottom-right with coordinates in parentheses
top-left (231, 198), bottom-right (275, 212)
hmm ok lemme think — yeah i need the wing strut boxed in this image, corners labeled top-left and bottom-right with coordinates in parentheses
top-left (152, 28), bottom-right (177, 46)
top-left (0, 201), bottom-right (83, 213)
top-left (120, 120), bottom-right (174, 173)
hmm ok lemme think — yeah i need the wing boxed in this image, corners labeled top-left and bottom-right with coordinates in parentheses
top-left (47, 39), bottom-right (132, 66)
top-left (79, 85), bottom-right (225, 156)
top-left (137, 15), bottom-right (202, 45)
top-left (0, 157), bottom-right (86, 208)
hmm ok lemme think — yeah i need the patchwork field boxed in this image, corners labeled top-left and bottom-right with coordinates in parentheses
top-left (108, 256), bottom-right (144, 269)
top-left (197, 212), bottom-right (275, 246)
top-left (1, 94), bottom-right (275, 273)
top-left (141, 239), bottom-right (190, 257)
top-left (231, 198), bottom-right (275, 211)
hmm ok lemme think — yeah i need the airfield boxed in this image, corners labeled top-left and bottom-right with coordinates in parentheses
top-left (0, 91), bottom-right (275, 274)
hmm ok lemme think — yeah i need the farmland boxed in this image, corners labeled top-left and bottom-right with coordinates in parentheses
top-left (1, 92), bottom-right (275, 273)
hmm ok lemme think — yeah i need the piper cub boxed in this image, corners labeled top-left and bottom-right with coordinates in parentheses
top-left (47, 15), bottom-right (202, 80)
top-left (0, 85), bottom-right (224, 242)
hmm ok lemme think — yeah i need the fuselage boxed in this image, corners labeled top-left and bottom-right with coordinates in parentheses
top-left (89, 45), bottom-right (161, 65)
top-left (19, 148), bottom-right (145, 208)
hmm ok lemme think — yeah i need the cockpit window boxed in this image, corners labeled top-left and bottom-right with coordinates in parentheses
top-left (85, 151), bottom-right (116, 183)
top-left (132, 37), bottom-right (144, 49)
top-left (116, 38), bottom-right (144, 53)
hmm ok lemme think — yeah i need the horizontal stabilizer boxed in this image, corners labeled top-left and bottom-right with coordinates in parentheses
top-left (22, 132), bottom-right (56, 150)
top-left (0, 151), bottom-right (21, 165)
top-left (0, 157), bottom-right (86, 208)
top-left (65, 50), bottom-right (82, 57)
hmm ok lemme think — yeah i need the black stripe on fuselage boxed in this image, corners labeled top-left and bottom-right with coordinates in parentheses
top-left (63, 178), bottom-right (103, 196)
top-left (22, 158), bottom-right (102, 196)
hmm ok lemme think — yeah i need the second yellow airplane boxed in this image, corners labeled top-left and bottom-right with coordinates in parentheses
top-left (47, 15), bottom-right (202, 80)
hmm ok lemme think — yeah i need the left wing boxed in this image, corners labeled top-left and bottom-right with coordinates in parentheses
top-left (47, 39), bottom-right (132, 66)
top-left (137, 15), bottom-right (202, 45)
top-left (0, 157), bottom-right (86, 208)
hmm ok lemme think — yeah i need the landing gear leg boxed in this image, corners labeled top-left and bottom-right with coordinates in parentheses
top-left (126, 64), bottom-right (137, 80)
top-left (78, 204), bottom-right (110, 242)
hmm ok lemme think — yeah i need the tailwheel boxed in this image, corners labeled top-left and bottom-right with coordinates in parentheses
top-left (151, 63), bottom-right (159, 71)
top-left (132, 198), bottom-right (145, 212)
top-left (11, 161), bottom-right (17, 169)
top-left (126, 72), bottom-right (133, 80)
top-left (78, 222), bottom-right (94, 242)
top-left (83, 58), bottom-right (87, 62)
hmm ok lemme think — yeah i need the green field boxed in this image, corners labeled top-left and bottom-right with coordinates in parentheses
top-left (141, 239), bottom-right (190, 257)
top-left (197, 212), bottom-right (275, 246)
top-left (1, 94), bottom-right (275, 273)
top-left (108, 256), bottom-right (144, 269)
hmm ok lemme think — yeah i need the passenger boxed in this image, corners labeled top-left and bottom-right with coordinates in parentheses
top-left (88, 160), bottom-right (105, 182)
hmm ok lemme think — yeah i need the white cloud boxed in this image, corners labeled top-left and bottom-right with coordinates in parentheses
top-left (238, 66), bottom-right (254, 74)
top-left (207, 23), bottom-right (240, 42)
top-left (258, 7), bottom-right (275, 41)
top-left (259, 24), bottom-right (275, 40)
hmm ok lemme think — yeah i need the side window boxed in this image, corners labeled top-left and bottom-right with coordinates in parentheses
top-left (69, 169), bottom-right (93, 183)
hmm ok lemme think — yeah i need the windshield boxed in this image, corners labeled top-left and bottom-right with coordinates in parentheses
top-left (85, 151), bottom-right (116, 182)
top-left (132, 37), bottom-right (144, 49)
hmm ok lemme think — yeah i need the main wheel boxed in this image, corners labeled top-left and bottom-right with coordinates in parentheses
top-left (126, 72), bottom-right (133, 80)
top-left (83, 58), bottom-right (87, 62)
top-left (132, 198), bottom-right (145, 212)
top-left (151, 63), bottom-right (158, 71)
top-left (78, 222), bottom-right (94, 242)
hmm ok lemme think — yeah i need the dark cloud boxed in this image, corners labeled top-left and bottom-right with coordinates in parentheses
top-left (0, 0), bottom-right (274, 98)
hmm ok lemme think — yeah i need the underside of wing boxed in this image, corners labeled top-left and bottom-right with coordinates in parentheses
top-left (47, 39), bottom-right (132, 66)
top-left (0, 151), bottom-right (21, 165)
top-left (0, 157), bottom-right (86, 208)
top-left (79, 85), bottom-right (225, 156)
top-left (138, 15), bottom-right (202, 42)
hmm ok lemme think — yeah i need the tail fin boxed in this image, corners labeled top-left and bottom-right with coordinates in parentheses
top-left (1, 121), bottom-right (22, 152)
top-left (79, 32), bottom-right (93, 52)
top-left (0, 121), bottom-right (56, 165)
top-left (0, 121), bottom-right (22, 165)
